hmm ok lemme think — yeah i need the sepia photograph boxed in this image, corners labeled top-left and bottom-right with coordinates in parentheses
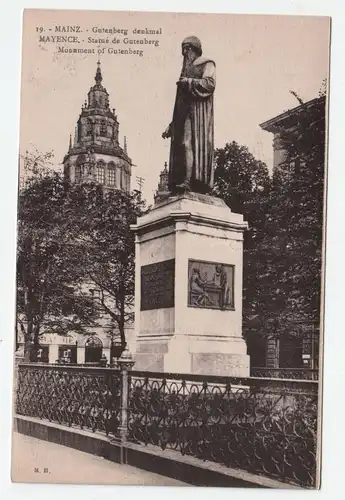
top-left (11, 7), bottom-right (330, 489)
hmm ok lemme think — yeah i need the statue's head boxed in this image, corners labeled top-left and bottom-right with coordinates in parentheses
top-left (182, 36), bottom-right (202, 58)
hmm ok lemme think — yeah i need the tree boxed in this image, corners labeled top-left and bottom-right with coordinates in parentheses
top-left (17, 168), bottom-right (97, 360)
top-left (258, 93), bottom-right (326, 340)
top-left (17, 146), bottom-right (146, 358)
top-left (65, 183), bottom-right (145, 350)
top-left (20, 147), bottom-right (55, 177)
top-left (212, 141), bottom-right (271, 324)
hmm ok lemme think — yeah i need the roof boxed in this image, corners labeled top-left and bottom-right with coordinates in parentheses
top-left (259, 96), bottom-right (325, 133)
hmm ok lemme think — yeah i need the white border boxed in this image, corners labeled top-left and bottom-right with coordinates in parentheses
top-left (1, 1), bottom-right (344, 499)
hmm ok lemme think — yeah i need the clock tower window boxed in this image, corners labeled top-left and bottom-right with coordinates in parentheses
top-left (96, 164), bottom-right (105, 184)
top-left (75, 165), bottom-right (81, 183)
top-left (108, 166), bottom-right (116, 186)
top-left (100, 120), bottom-right (107, 137)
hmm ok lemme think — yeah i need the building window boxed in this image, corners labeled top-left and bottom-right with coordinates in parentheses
top-left (58, 346), bottom-right (77, 364)
top-left (96, 165), bottom-right (105, 184)
top-left (125, 171), bottom-right (130, 192)
top-left (85, 336), bottom-right (103, 363)
top-left (114, 126), bottom-right (119, 143)
top-left (30, 346), bottom-right (49, 363)
top-left (108, 167), bottom-right (116, 186)
top-left (279, 336), bottom-right (303, 368)
top-left (75, 165), bottom-right (81, 183)
top-left (100, 120), bottom-right (107, 136)
top-left (86, 119), bottom-right (92, 135)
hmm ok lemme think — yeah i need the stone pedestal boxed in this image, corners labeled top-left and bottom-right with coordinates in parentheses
top-left (131, 192), bottom-right (250, 377)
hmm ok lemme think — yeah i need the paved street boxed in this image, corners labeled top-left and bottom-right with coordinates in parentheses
top-left (11, 432), bottom-right (187, 486)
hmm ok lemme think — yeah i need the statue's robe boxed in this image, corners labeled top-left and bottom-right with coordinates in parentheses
top-left (168, 56), bottom-right (216, 193)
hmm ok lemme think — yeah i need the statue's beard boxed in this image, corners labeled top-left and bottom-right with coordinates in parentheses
top-left (181, 50), bottom-right (197, 77)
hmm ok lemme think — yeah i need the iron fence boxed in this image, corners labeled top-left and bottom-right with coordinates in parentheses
top-left (128, 371), bottom-right (318, 488)
top-left (16, 363), bottom-right (121, 436)
top-left (16, 361), bottom-right (319, 488)
top-left (251, 367), bottom-right (319, 380)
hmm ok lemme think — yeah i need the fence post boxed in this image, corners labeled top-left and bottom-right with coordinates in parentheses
top-left (117, 345), bottom-right (135, 463)
top-left (13, 346), bottom-right (25, 409)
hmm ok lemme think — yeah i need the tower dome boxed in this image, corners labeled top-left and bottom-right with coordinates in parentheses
top-left (63, 61), bottom-right (132, 193)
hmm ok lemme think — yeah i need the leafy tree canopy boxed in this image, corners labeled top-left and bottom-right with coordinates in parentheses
top-left (64, 183), bottom-right (145, 348)
top-left (17, 169), bottom-right (97, 358)
top-left (17, 150), bottom-right (145, 357)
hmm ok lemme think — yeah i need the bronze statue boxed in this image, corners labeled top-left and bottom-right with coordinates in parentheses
top-left (162, 36), bottom-right (216, 194)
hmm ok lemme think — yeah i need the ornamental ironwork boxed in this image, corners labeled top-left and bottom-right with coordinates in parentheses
top-left (85, 336), bottom-right (103, 348)
top-left (128, 371), bottom-right (318, 488)
top-left (16, 364), bottom-right (121, 436)
top-left (251, 367), bottom-right (319, 380)
top-left (15, 363), bottom-right (318, 488)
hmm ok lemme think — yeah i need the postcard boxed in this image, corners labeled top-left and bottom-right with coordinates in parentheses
top-left (12, 8), bottom-right (330, 489)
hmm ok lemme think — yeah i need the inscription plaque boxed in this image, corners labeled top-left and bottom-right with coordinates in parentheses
top-left (141, 259), bottom-right (175, 311)
top-left (188, 259), bottom-right (235, 310)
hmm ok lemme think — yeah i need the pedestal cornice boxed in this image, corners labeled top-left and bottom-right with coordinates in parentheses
top-left (131, 193), bottom-right (248, 237)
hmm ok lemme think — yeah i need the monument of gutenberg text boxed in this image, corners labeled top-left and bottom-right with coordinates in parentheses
top-left (131, 36), bottom-right (250, 376)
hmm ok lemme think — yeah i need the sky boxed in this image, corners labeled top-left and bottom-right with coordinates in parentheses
top-left (19, 10), bottom-right (330, 204)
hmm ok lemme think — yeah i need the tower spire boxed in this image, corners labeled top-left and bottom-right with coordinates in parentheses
top-left (68, 134), bottom-right (72, 151)
top-left (95, 58), bottom-right (103, 85)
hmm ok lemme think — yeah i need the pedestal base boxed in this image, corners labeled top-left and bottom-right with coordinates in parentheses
top-left (131, 192), bottom-right (250, 377)
top-left (135, 334), bottom-right (250, 377)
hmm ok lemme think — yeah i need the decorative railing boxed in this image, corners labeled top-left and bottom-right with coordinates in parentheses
top-left (16, 359), bottom-right (319, 489)
top-left (16, 364), bottom-right (121, 436)
top-left (128, 372), bottom-right (318, 488)
top-left (251, 367), bottom-right (319, 380)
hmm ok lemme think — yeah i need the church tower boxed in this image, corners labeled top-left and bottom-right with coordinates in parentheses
top-left (63, 61), bottom-right (131, 192)
top-left (154, 161), bottom-right (170, 204)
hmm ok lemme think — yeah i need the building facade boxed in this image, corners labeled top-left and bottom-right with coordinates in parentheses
top-left (260, 97), bottom-right (325, 174)
top-left (251, 96), bottom-right (325, 371)
top-left (18, 62), bottom-right (135, 365)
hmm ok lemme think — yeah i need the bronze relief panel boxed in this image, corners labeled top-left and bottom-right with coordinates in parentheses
top-left (188, 259), bottom-right (234, 310)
